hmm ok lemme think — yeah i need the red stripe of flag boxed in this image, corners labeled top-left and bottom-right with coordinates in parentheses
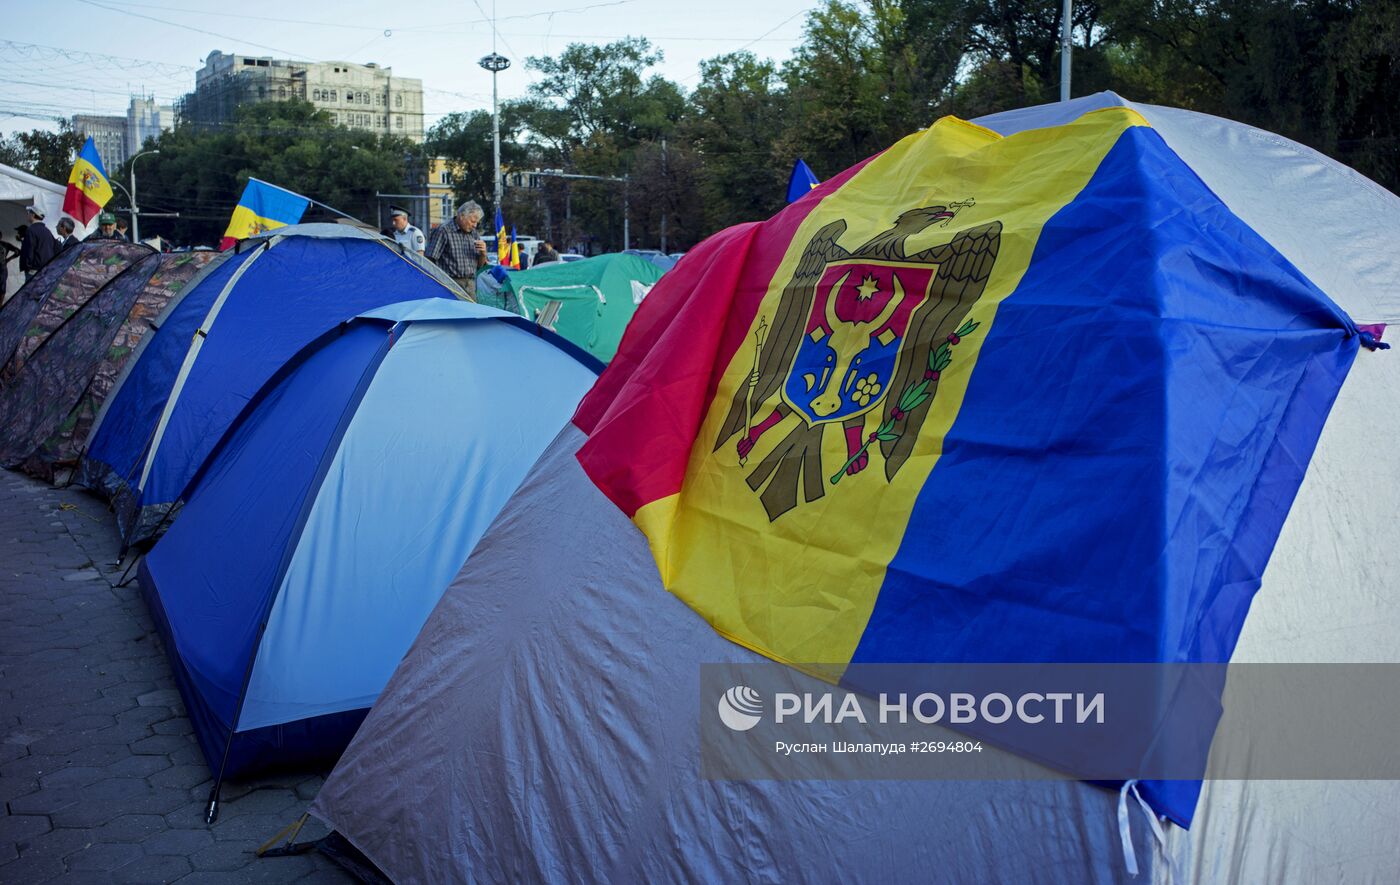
top-left (63, 187), bottom-right (103, 226)
top-left (574, 152), bottom-right (881, 517)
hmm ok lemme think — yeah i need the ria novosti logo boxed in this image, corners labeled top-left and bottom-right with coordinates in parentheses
top-left (718, 686), bottom-right (763, 731)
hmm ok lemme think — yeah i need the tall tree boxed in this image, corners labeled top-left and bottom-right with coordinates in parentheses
top-left (426, 103), bottom-right (531, 208)
top-left (116, 99), bottom-right (421, 246)
top-left (0, 122), bottom-right (86, 183)
top-left (683, 51), bottom-right (790, 231)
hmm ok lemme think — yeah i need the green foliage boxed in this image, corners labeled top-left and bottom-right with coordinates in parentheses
top-left (0, 121), bottom-right (86, 183)
top-left (427, 103), bottom-right (532, 207)
top-left (114, 99), bottom-right (421, 246)
top-left (30, 1), bottom-right (1397, 250)
top-left (681, 52), bottom-right (790, 233)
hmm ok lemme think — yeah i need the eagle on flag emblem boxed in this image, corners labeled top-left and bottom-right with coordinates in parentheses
top-left (714, 202), bottom-right (1002, 521)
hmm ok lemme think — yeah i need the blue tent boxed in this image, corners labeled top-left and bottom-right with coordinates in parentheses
top-left (138, 299), bottom-right (600, 804)
top-left (80, 224), bottom-right (467, 545)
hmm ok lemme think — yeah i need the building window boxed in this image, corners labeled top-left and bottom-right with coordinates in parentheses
top-left (441, 195), bottom-right (452, 217)
top-left (396, 116), bottom-right (403, 129)
top-left (441, 169), bottom-right (452, 184)
top-left (330, 113), bottom-right (338, 124)
top-left (394, 94), bottom-right (403, 108)
top-left (313, 88), bottom-right (320, 100)
top-left (279, 86), bottom-right (286, 98)
top-left (258, 86), bottom-right (266, 98)
top-left (375, 94), bottom-right (383, 106)
top-left (331, 89), bottom-right (338, 102)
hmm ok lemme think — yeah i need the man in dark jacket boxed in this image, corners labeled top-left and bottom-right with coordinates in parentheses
top-left (88, 212), bottom-right (123, 241)
top-left (56, 218), bottom-right (79, 252)
top-left (19, 207), bottom-right (58, 280)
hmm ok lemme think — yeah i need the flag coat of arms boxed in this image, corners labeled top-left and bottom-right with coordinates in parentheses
top-left (219, 179), bottom-right (310, 250)
top-left (63, 137), bottom-right (114, 225)
top-left (572, 107), bottom-right (1364, 824)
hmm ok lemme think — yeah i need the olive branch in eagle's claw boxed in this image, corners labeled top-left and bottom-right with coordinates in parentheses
top-left (829, 318), bottom-right (980, 485)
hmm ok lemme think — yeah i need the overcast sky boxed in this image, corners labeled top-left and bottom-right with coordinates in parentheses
top-left (0, 0), bottom-right (816, 136)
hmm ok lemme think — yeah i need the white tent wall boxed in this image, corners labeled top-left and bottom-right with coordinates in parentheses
top-left (1162, 345), bottom-right (1400, 881)
top-left (1, 162), bottom-right (100, 300)
top-left (973, 93), bottom-right (1400, 325)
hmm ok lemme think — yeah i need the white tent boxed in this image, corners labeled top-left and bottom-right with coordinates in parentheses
top-left (311, 95), bottom-right (1399, 882)
top-left (0, 162), bottom-right (97, 299)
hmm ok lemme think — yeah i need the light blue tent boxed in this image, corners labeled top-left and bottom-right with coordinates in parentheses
top-left (79, 224), bottom-right (467, 546)
top-left (137, 299), bottom-right (600, 816)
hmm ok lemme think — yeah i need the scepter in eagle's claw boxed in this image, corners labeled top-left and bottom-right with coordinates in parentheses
top-left (740, 317), bottom-right (768, 467)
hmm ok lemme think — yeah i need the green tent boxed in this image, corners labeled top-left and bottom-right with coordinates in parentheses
top-left (501, 253), bottom-right (664, 362)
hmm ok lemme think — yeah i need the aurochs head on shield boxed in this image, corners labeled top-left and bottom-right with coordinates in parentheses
top-left (784, 260), bottom-right (939, 424)
top-left (713, 203), bottom-right (1002, 522)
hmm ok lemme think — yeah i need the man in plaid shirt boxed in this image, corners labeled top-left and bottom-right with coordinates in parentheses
top-left (426, 200), bottom-right (489, 301)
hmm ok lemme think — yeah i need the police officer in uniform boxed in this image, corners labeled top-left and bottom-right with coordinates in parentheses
top-left (388, 205), bottom-right (426, 255)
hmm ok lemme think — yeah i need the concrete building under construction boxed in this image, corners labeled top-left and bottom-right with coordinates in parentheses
top-left (177, 51), bottom-right (425, 142)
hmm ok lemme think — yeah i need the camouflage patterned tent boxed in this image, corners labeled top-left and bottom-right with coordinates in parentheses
top-left (0, 240), bottom-right (152, 383)
top-left (0, 250), bottom-right (218, 483)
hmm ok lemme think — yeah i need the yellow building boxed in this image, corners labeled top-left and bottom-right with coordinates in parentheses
top-left (425, 157), bottom-right (455, 230)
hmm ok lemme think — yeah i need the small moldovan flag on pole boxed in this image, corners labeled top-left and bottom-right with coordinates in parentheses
top-left (785, 158), bottom-right (820, 203)
top-left (63, 137), bottom-right (114, 225)
top-left (509, 225), bottom-right (521, 269)
top-left (219, 178), bottom-right (310, 250)
top-left (494, 205), bottom-right (510, 266)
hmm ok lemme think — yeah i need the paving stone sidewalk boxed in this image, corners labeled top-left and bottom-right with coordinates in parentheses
top-left (1, 473), bottom-right (351, 883)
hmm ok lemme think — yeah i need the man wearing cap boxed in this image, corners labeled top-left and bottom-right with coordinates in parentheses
top-left (88, 212), bottom-right (123, 241)
top-left (115, 217), bottom-right (130, 241)
top-left (388, 205), bottom-right (426, 255)
top-left (19, 207), bottom-right (58, 280)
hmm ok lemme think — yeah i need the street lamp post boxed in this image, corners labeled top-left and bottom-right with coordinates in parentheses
top-left (478, 52), bottom-right (511, 224)
top-left (129, 149), bottom-right (160, 241)
top-left (1060, 0), bottom-right (1074, 102)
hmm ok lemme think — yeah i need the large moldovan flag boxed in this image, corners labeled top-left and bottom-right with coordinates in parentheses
top-left (63, 137), bottom-right (114, 225)
top-left (219, 178), bottom-right (310, 250)
top-left (570, 107), bottom-right (1359, 825)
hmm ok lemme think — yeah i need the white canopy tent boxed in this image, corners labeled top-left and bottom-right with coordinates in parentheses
top-left (0, 162), bottom-right (97, 299)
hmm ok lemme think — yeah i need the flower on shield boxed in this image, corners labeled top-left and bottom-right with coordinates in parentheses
top-left (852, 372), bottom-right (882, 407)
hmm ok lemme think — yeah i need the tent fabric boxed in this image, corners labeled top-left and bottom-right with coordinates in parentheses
top-left (312, 424), bottom-right (1156, 884)
top-left (0, 241), bottom-right (152, 380)
top-left (313, 95), bottom-right (1398, 882)
top-left (78, 250), bottom-right (254, 516)
top-left (569, 106), bottom-right (1367, 825)
top-left (0, 251), bottom-right (218, 482)
top-left (316, 338), bottom-right (1400, 882)
top-left (79, 225), bottom-right (466, 545)
top-left (502, 252), bottom-right (665, 362)
top-left (973, 92), bottom-right (1400, 325)
top-left (1161, 338), bottom-right (1400, 881)
top-left (139, 299), bottom-right (599, 777)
